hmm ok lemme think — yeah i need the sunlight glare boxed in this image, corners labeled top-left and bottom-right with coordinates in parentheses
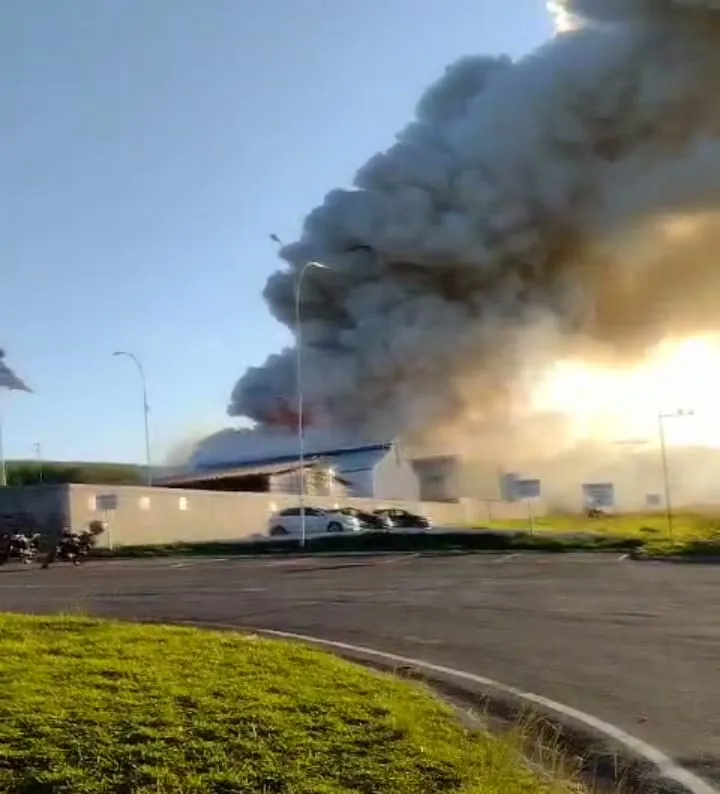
top-left (530, 336), bottom-right (720, 447)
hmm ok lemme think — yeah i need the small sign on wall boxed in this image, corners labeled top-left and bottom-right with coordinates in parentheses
top-left (646, 493), bottom-right (662, 508)
top-left (96, 494), bottom-right (118, 512)
top-left (582, 482), bottom-right (615, 509)
top-left (515, 478), bottom-right (541, 500)
top-left (501, 473), bottom-right (541, 501)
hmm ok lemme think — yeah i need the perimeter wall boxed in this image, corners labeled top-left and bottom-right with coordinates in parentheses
top-left (63, 484), bottom-right (543, 548)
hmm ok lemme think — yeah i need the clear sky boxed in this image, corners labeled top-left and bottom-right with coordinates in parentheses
top-left (2, 0), bottom-right (551, 464)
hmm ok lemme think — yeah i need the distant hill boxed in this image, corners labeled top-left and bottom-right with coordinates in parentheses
top-left (4, 460), bottom-right (147, 486)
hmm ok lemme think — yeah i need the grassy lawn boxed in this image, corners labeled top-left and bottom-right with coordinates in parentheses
top-left (0, 614), bottom-right (577, 794)
top-left (482, 512), bottom-right (720, 555)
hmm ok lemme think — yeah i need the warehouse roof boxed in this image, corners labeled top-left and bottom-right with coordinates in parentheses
top-left (157, 459), bottom-right (350, 487)
top-left (194, 441), bottom-right (393, 474)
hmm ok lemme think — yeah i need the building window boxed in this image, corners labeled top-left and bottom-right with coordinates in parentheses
top-left (178, 497), bottom-right (188, 511)
top-left (139, 496), bottom-right (151, 511)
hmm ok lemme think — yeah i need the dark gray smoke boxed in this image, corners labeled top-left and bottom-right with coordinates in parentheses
top-left (228, 0), bottom-right (720, 452)
top-left (550, 0), bottom-right (720, 28)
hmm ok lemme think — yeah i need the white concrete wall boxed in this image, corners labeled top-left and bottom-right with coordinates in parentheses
top-left (65, 483), bottom-right (542, 548)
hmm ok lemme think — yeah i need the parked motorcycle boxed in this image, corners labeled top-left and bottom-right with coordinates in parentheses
top-left (42, 521), bottom-right (105, 568)
top-left (0, 531), bottom-right (42, 565)
top-left (584, 506), bottom-right (606, 519)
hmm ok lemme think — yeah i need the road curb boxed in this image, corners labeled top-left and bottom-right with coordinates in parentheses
top-left (629, 555), bottom-right (720, 565)
top-left (96, 548), bottom-right (637, 564)
top-left (159, 619), bottom-right (715, 794)
top-left (630, 554), bottom-right (720, 565)
top-left (342, 657), bottom-right (698, 794)
top-left (256, 629), bottom-right (715, 794)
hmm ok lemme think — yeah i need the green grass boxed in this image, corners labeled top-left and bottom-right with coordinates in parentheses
top-left (484, 511), bottom-right (717, 538)
top-left (482, 512), bottom-right (720, 557)
top-left (0, 614), bottom-right (578, 794)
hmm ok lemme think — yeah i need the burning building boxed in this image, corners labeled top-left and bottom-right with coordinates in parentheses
top-left (209, 0), bottom-right (720, 472)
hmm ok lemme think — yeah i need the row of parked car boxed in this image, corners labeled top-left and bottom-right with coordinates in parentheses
top-left (267, 506), bottom-right (432, 537)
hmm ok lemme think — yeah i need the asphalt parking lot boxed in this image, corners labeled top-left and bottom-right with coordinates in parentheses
top-left (0, 552), bottom-right (718, 785)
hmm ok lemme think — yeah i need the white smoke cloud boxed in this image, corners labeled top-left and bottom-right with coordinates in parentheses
top-left (452, 441), bottom-right (720, 511)
top-left (221, 1), bottom-right (720, 463)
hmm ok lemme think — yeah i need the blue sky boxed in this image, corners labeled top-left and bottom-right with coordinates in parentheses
top-left (1, 0), bottom-right (551, 464)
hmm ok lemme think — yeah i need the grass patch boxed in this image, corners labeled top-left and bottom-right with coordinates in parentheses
top-left (0, 614), bottom-right (578, 794)
top-left (481, 512), bottom-right (720, 558)
top-left (484, 511), bottom-right (720, 540)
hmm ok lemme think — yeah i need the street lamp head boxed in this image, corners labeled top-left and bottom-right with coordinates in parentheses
top-left (659, 408), bottom-right (695, 419)
top-left (307, 260), bottom-right (329, 270)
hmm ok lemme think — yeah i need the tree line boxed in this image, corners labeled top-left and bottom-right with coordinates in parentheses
top-left (5, 461), bottom-right (144, 487)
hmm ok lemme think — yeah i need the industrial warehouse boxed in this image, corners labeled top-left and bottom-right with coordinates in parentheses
top-left (0, 437), bottom-right (535, 549)
top-left (159, 440), bottom-right (422, 501)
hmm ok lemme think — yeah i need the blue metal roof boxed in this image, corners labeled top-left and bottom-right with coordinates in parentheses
top-left (157, 460), bottom-right (352, 486)
top-left (196, 441), bottom-right (393, 473)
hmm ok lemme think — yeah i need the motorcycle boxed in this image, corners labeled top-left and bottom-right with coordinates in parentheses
top-left (0, 532), bottom-right (42, 565)
top-left (42, 521), bottom-right (105, 568)
top-left (584, 506), bottom-right (606, 519)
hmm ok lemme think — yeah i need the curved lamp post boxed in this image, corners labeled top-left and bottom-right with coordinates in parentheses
top-left (270, 235), bottom-right (331, 548)
top-left (0, 350), bottom-right (32, 487)
top-left (113, 351), bottom-right (152, 487)
top-left (294, 261), bottom-right (329, 547)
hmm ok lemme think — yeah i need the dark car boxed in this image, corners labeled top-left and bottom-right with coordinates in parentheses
top-left (372, 508), bottom-right (431, 530)
top-left (331, 507), bottom-right (393, 531)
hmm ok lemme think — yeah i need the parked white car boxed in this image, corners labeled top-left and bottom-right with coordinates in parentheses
top-left (267, 507), bottom-right (362, 537)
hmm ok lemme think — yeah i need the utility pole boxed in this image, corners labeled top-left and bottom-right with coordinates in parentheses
top-left (270, 233), bottom-right (330, 548)
top-left (0, 350), bottom-right (33, 487)
top-left (658, 409), bottom-right (694, 540)
top-left (33, 442), bottom-right (43, 484)
top-left (113, 351), bottom-right (153, 487)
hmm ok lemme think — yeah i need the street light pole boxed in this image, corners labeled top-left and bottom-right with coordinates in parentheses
top-left (0, 402), bottom-right (6, 489)
top-left (0, 350), bottom-right (33, 487)
top-left (113, 351), bottom-right (152, 487)
top-left (33, 442), bottom-right (43, 484)
top-left (294, 261), bottom-right (329, 548)
top-left (658, 414), bottom-right (672, 538)
top-left (270, 234), bottom-right (332, 549)
top-left (658, 409), bottom-right (694, 541)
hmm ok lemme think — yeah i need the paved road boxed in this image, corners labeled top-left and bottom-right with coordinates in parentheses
top-left (0, 553), bottom-right (718, 784)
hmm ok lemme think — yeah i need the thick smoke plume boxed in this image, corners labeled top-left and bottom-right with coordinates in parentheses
top-left (449, 442), bottom-right (720, 511)
top-left (228, 0), bottom-right (720, 456)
